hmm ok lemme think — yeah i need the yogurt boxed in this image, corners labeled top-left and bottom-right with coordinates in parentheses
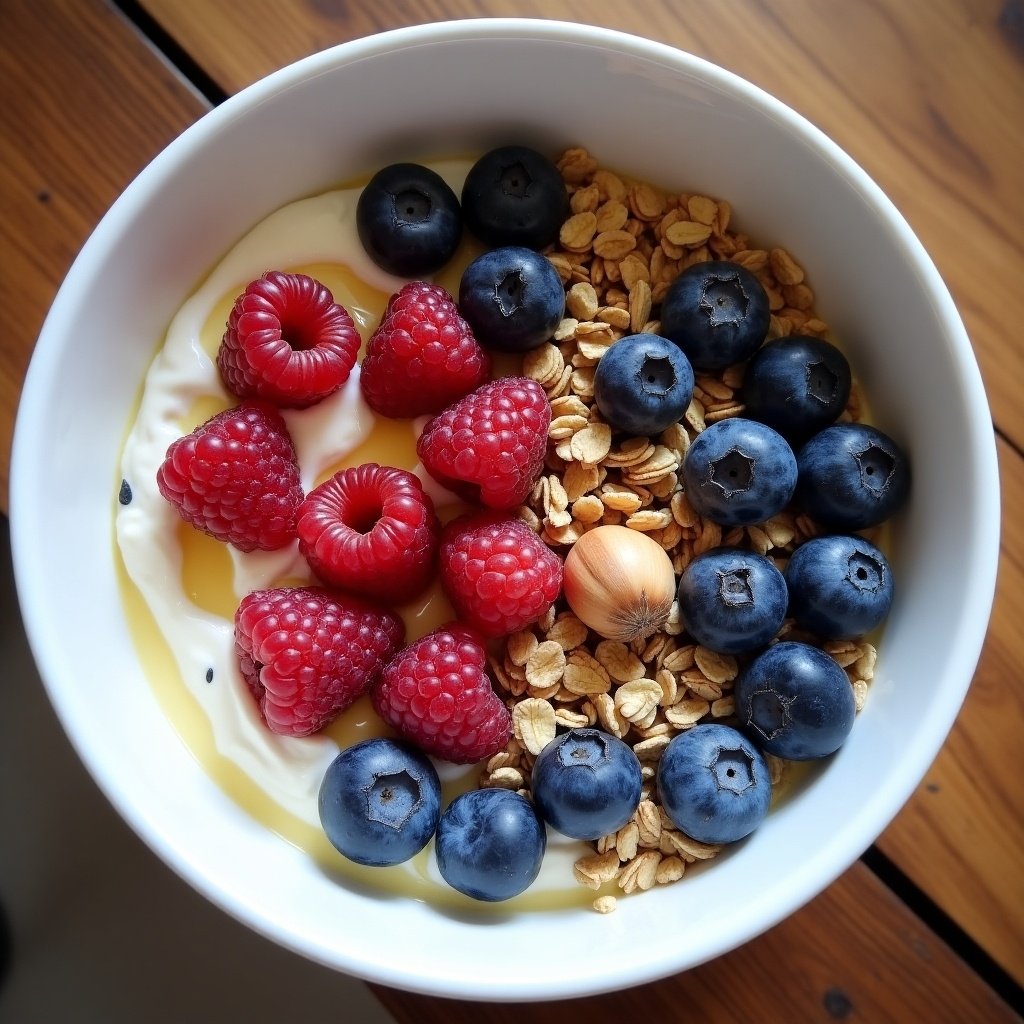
top-left (116, 160), bottom-right (596, 908)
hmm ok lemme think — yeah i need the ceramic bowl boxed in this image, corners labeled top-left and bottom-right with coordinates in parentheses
top-left (10, 19), bottom-right (999, 1001)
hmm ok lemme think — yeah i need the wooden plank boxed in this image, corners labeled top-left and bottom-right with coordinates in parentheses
top-left (372, 861), bottom-right (1017, 1024)
top-left (0, 0), bottom-right (209, 510)
top-left (138, 0), bottom-right (1024, 450)
top-left (876, 433), bottom-right (1024, 984)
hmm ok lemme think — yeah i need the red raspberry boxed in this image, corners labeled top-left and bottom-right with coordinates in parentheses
top-left (217, 271), bottom-right (361, 408)
top-left (359, 282), bottom-right (490, 418)
top-left (156, 402), bottom-right (302, 552)
top-left (439, 511), bottom-right (563, 637)
top-left (235, 586), bottom-right (404, 737)
top-left (417, 377), bottom-right (551, 509)
top-left (296, 463), bottom-right (440, 605)
top-left (371, 624), bottom-right (512, 764)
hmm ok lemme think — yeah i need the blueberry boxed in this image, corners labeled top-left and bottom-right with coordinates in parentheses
top-left (531, 728), bottom-right (643, 841)
top-left (460, 145), bottom-right (569, 250)
top-left (676, 547), bottom-right (788, 654)
top-left (785, 534), bottom-right (894, 640)
top-left (318, 737), bottom-right (441, 867)
top-left (796, 423), bottom-right (910, 530)
top-left (657, 723), bottom-right (772, 844)
top-left (434, 788), bottom-right (546, 902)
top-left (458, 246), bottom-right (565, 352)
top-left (742, 336), bottom-right (852, 443)
top-left (593, 333), bottom-right (695, 435)
top-left (734, 641), bottom-right (856, 760)
top-left (659, 260), bottom-right (770, 371)
top-left (681, 417), bottom-right (797, 526)
top-left (356, 162), bottom-right (462, 277)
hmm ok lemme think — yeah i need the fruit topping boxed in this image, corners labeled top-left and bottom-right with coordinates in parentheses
top-left (156, 401), bottom-right (303, 552)
top-left (438, 511), bottom-right (562, 638)
top-left (676, 547), bottom-right (788, 655)
top-left (795, 422), bottom-right (911, 530)
top-left (742, 335), bottom-right (852, 443)
top-left (355, 162), bottom-right (462, 277)
top-left (659, 260), bottom-right (770, 371)
top-left (458, 246), bottom-right (566, 352)
top-left (657, 723), bottom-right (772, 844)
top-left (359, 281), bottom-right (491, 418)
top-left (593, 332), bottom-right (695, 436)
top-left (370, 623), bottom-right (512, 764)
top-left (296, 463), bottom-right (440, 605)
top-left (460, 145), bottom-right (569, 250)
top-left (734, 641), bottom-right (857, 760)
top-left (562, 524), bottom-right (676, 642)
top-left (217, 271), bottom-right (361, 408)
top-left (784, 534), bottom-right (894, 640)
top-left (234, 586), bottom-right (404, 738)
top-left (530, 728), bottom-right (643, 841)
top-left (417, 376), bottom-right (551, 509)
top-left (143, 147), bottom-right (914, 905)
top-left (434, 788), bottom-right (546, 902)
top-left (318, 737), bottom-right (442, 867)
top-left (681, 417), bottom-right (798, 526)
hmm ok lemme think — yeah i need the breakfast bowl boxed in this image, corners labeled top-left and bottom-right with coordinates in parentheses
top-left (9, 18), bottom-right (999, 1001)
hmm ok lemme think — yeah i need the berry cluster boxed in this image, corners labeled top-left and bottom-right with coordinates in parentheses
top-left (152, 146), bottom-right (914, 907)
top-left (155, 147), bottom-right (573, 768)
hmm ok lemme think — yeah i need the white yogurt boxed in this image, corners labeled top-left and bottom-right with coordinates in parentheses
top-left (116, 159), bottom-right (590, 895)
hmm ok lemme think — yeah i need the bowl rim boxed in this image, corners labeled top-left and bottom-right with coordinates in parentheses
top-left (10, 16), bottom-right (1001, 1000)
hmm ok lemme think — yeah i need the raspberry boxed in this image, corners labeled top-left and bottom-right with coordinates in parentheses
top-left (359, 282), bottom-right (490, 418)
top-left (439, 511), bottom-right (563, 637)
top-left (235, 586), bottom-right (404, 737)
top-left (156, 402), bottom-right (302, 552)
top-left (417, 377), bottom-right (550, 509)
top-left (217, 271), bottom-right (361, 408)
top-left (297, 463), bottom-right (440, 604)
top-left (371, 624), bottom-right (512, 764)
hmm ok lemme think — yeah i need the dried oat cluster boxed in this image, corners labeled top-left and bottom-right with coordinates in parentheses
top-left (480, 148), bottom-right (879, 911)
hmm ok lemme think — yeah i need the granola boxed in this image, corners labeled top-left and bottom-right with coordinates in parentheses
top-left (480, 148), bottom-right (881, 908)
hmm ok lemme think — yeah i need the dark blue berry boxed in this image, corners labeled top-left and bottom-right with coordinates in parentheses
top-left (659, 260), bottom-right (770, 371)
top-left (356, 162), bottom-right (462, 277)
top-left (318, 737), bottom-right (441, 867)
top-left (742, 336), bottom-right (851, 443)
top-left (676, 547), bottom-right (788, 654)
top-left (531, 728), bottom-right (643, 841)
top-left (681, 417), bottom-right (797, 526)
top-left (434, 788), bottom-right (546, 902)
top-left (796, 423), bottom-right (910, 530)
top-left (461, 145), bottom-right (569, 249)
top-left (785, 534), bottom-right (894, 640)
top-left (657, 724), bottom-right (772, 844)
top-left (458, 246), bottom-right (565, 352)
top-left (593, 333), bottom-right (695, 435)
top-left (734, 641), bottom-right (856, 760)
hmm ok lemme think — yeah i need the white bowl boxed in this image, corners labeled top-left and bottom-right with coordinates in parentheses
top-left (10, 19), bottom-right (999, 1001)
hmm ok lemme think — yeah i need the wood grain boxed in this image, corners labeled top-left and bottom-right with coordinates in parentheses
top-left (372, 861), bottom-right (1016, 1024)
top-left (139, 0), bottom-right (1024, 451)
top-left (0, 0), bottom-right (208, 509)
top-left (877, 434), bottom-right (1024, 983)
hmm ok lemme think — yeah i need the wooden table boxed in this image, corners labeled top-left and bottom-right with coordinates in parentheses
top-left (2, 1), bottom-right (1021, 1019)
